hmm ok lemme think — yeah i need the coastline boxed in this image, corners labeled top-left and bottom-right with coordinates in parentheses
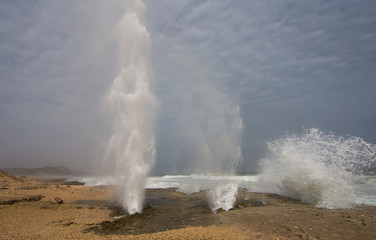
top-left (1, 174), bottom-right (375, 239)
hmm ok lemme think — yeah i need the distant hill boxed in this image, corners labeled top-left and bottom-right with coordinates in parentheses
top-left (3, 166), bottom-right (88, 177)
top-left (0, 169), bottom-right (23, 182)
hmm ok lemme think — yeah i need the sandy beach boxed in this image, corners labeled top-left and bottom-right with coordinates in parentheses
top-left (1, 170), bottom-right (375, 240)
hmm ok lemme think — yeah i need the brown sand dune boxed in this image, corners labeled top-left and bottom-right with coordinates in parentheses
top-left (0, 170), bottom-right (375, 240)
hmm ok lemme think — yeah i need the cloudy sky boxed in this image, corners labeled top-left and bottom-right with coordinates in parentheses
top-left (1, 0), bottom-right (375, 174)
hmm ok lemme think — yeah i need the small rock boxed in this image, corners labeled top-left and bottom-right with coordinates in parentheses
top-left (63, 221), bottom-right (75, 226)
top-left (361, 219), bottom-right (367, 226)
top-left (54, 197), bottom-right (63, 204)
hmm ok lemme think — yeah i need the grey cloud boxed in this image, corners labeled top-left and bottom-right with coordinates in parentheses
top-left (146, 0), bottom-right (376, 172)
top-left (0, 1), bottom-right (126, 170)
top-left (0, 0), bottom-right (375, 174)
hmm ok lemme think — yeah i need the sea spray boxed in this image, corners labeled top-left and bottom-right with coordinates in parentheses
top-left (257, 128), bottom-right (376, 209)
top-left (207, 183), bottom-right (238, 213)
top-left (204, 106), bottom-right (242, 212)
top-left (104, 0), bottom-right (157, 214)
top-left (175, 102), bottom-right (243, 212)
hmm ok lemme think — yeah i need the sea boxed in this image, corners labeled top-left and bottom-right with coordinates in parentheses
top-left (72, 172), bottom-right (376, 209)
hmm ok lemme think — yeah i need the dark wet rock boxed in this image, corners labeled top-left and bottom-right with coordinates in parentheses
top-left (0, 199), bottom-right (19, 205)
top-left (36, 178), bottom-right (85, 186)
top-left (235, 199), bottom-right (266, 208)
top-left (63, 181), bottom-right (85, 186)
top-left (76, 189), bottom-right (376, 239)
top-left (0, 195), bottom-right (44, 205)
top-left (27, 195), bottom-right (44, 202)
top-left (84, 189), bottom-right (240, 235)
top-left (73, 199), bottom-right (114, 210)
top-left (109, 206), bottom-right (126, 217)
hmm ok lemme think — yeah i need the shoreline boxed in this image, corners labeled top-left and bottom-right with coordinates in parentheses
top-left (1, 174), bottom-right (375, 239)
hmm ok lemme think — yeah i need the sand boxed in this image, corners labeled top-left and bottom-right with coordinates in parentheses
top-left (0, 170), bottom-right (375, 240)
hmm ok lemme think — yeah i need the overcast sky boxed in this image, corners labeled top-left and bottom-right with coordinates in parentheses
top-left (1, 0), bottom-right (375, 174)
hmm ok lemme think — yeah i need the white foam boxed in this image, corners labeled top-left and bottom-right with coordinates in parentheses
top-left (145, 174), bottom-right (259, 192)
top-left (353, 175), bottom-right (376, 206)
top-left (77, 171), bottom-right (376, 208)
top-left (207, 183), bottom-right (238, 213)
top-left (257, 128), bottom-right (376, 209)
top-left (178, 183), bottom-right (202, 194)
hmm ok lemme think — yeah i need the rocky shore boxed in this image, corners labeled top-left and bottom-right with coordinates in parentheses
top-left (1, 170), bottom-right (375, 239)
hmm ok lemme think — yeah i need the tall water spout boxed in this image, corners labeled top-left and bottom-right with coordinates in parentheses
top-left (104, 0), bottom-right (157, 215)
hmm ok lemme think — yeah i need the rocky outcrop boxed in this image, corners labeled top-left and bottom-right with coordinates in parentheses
top-left (0, 169), bottom-right (23, 182)
top-left (0, 195), bottom-right (44, 205)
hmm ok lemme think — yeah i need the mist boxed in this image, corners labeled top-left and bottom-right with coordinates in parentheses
top-left (154, 56), bottom-right (243, 174)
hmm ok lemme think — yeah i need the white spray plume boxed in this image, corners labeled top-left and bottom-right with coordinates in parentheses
top-left (207, 183), bottom-right (238, 213)
top-left (168, 61), bottom-right (243, 212)
top-left (104, 0), bottom-right (157, 215)
top-left (257, 128), bottom-right (376, 209)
